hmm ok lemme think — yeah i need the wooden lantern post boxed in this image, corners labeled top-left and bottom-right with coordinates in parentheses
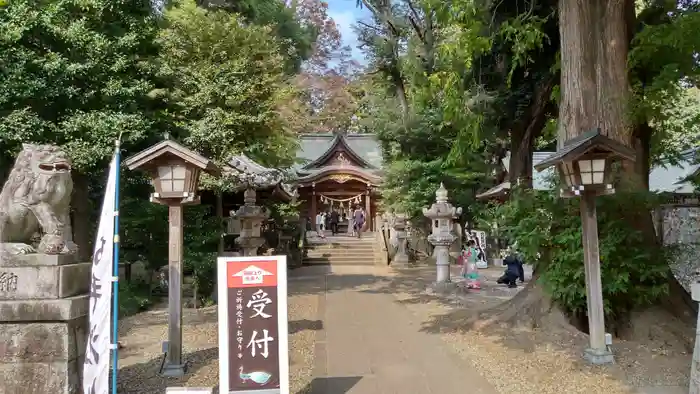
top-left (535, 128), bottom-right (635, 365)
top-left (124, 140), bottom-right (221, 376)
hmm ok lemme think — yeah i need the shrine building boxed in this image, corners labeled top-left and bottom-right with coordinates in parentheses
top-left (293, 133), bottom-right (383, 231)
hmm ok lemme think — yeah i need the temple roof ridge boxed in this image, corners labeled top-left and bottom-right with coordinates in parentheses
top-left (301, 133), bottom-right (375, 170)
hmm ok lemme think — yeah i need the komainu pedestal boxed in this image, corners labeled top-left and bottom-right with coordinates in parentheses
top-left (0, 254), bottom-right (90, 394)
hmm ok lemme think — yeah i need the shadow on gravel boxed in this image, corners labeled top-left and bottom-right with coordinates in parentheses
top-left (116, 347), bottom-right (217, 394)
top-left (301, 376), bottom-right (363, 394)
top-left (289, 319), bottom-right (324, 334)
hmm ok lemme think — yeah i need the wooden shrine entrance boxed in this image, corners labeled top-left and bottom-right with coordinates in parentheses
top-left (294, 134), bottom-right (383, 231)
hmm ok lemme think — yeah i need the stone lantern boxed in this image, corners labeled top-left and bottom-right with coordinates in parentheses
top-left (392, 213), bottom-right (409, 265)
top-left (423, 183), bottom-right (462, 286)
top-left (535, 128), bottom-right (635, 365)
top-left (233, 187), bottom-right (270, 256)
top-left (124, 139), bottom-right (221, 377)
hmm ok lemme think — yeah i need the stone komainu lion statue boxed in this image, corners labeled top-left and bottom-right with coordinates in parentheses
top-left (0, 143), bottom-right (77, 255)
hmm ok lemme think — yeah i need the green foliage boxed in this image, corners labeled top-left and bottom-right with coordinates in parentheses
top-left (0, 0), bottom-right (161, 171)
top-left (120, 175), bottom-right (169, 272)
top-left (628, 5), bottom-right (700, 162)
top-left (182, 205), bottom-right (220, 303)
top-left (158, 0), bottom-right (297, 167)
top-left (119, 172), bottom-right (221, 304)
top-left (119, 280), bottom-right (153, 317)
top-left (498, 13), bottom-right (550, 86)
top-left (196, 0), bottom-right (315, 73)
top-left (477, 189), bottom-right (672, 321)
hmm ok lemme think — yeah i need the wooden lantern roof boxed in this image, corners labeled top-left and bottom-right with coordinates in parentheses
top-left (534, 128), bottom-right (636, 173)
top-left (124, 139), bottom-right (221, 176)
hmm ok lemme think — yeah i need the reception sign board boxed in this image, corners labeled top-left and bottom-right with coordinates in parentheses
top-left (217, 255), bottom-right (289, 394)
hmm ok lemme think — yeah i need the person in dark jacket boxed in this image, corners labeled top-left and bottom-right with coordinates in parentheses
top-left (497, 254), bottom-right (525, 288)
top-left (329, 209), bottom-right (340, 235)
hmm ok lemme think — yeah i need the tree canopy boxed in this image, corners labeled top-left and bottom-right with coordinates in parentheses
top-left (3, 0), bottom-right (700, 334)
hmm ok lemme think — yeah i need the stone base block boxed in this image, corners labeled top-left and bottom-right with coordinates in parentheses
top-left (161, 361), bottom-right (188, 377)
top-left (583, 347), bottom-right (614, 365)
top-left (0, 262), bottom-right (91, 300)
top-left (0, 296), bottom-right (89, 394)
top-left (0, 253), bottom-right (76, 267)
top-left (391, 261), bottom-right (414, 269)
top-left (0, 295), bottom-right (89, 322)
top-left (0, 358), bottom-right (82, 394)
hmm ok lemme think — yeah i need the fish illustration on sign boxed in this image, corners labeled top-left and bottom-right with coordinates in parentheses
top-left (239, 366), bottom-right (272, 385)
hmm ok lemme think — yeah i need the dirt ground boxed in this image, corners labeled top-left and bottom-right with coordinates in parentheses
top-left (115, 274), bottom-right (324, 394)
top-left (115, 263), bottom-right (691, 394)
top-left (386, 264), bottom-right (691, 394)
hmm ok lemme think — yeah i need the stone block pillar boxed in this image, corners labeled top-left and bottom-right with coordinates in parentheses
top-left (690, 283), bottom-right (700, 393)
top-left (0, 254), bottom-right (90, 394)
top-left (392, 214), bottom-right (410, 266)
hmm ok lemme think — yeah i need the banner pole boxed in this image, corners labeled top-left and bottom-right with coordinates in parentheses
top-left (111, 140), bottom-right (122, 394)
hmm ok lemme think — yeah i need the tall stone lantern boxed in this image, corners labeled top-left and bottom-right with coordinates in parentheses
top-left (423, 183), bottom-right (462, 286)
top-left (233, 187), bottom-right (270, 256)
top-left (392, 213), bottom-right (409, 265)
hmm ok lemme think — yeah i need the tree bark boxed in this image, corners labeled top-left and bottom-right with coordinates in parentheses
top-left (557, 0), bottom-right (695, 338)
top-left (558, 0), bottom-right (633, 146)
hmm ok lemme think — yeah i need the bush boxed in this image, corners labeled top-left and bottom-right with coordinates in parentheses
top-left (477, 188), bottom-right (673, 327)
top-left (118, 281), bottom-right (153, 317)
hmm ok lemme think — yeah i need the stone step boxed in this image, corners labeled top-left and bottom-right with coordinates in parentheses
top-left (306, 248), bottom-right (374, 256)
top-left (306, 252), bottom-right (377, 260)
top-left (307, 240), bottom-right (376, 247)
top-left (303, 256), bottom-right (378, 265)
top-left (307, 255), bottom-right (377, 260)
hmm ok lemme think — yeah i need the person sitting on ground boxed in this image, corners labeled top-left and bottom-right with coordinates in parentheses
top-left (497, 253), bottom-right (525, 288)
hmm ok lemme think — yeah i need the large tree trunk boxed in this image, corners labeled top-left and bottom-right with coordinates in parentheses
top-left (478, 0), bottom-right (694, 345)
top-left (556, 0), bottom-right (692, 339)
top-left (558, 0), bottom-right (632, 146)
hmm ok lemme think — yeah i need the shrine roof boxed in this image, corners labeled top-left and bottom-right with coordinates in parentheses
top-left (295, 165), bottom-right (382, 186)
top-left (295, 133), bottom-right (383, 170)
top-left (225, 153), bottom-right (295, 200)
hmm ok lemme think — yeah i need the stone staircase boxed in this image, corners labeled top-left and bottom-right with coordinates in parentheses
top-left (304, 233), bottom-right (379, 266)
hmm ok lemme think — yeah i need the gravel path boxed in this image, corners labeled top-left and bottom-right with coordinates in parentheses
top-left (116, 273), bottom-right (324, 394)
top-left (386, 264), bottom-right (691, 394)
top-left (115, 263), bottom-right (691, 394)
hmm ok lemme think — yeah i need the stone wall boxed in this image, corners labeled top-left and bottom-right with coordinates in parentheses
top-left (656, 206), bottom-right (700, 292)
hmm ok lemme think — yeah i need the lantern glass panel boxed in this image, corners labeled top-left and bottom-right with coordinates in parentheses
top-left (592, 158), bottom-right (605, 172)
top-left (157, 164), bottom-right (188, 193)
top-left (577, 159), bottom-right (595, 185)
top-left (592, 172), bottom-right (605, 184)
top-left (173, 180), bottom-right (185, 192)
top-left (581, 171), bottom-right (593, 185)
top-left (577, 158), bottom-right (607, 185)
top-left (158, 166), bottom-right (172, 179)
top-left (160, 179), bottom-right (172, 192)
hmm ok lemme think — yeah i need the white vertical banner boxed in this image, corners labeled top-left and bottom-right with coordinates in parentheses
top-left (83, 154), bottom-right (118, 394)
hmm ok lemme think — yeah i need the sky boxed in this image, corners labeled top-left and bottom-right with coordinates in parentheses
top-left (325, 0), bottom-right (371, 63)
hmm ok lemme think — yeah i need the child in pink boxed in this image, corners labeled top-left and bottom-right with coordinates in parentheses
top-left (461, 240), bottom-right (481, 289)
